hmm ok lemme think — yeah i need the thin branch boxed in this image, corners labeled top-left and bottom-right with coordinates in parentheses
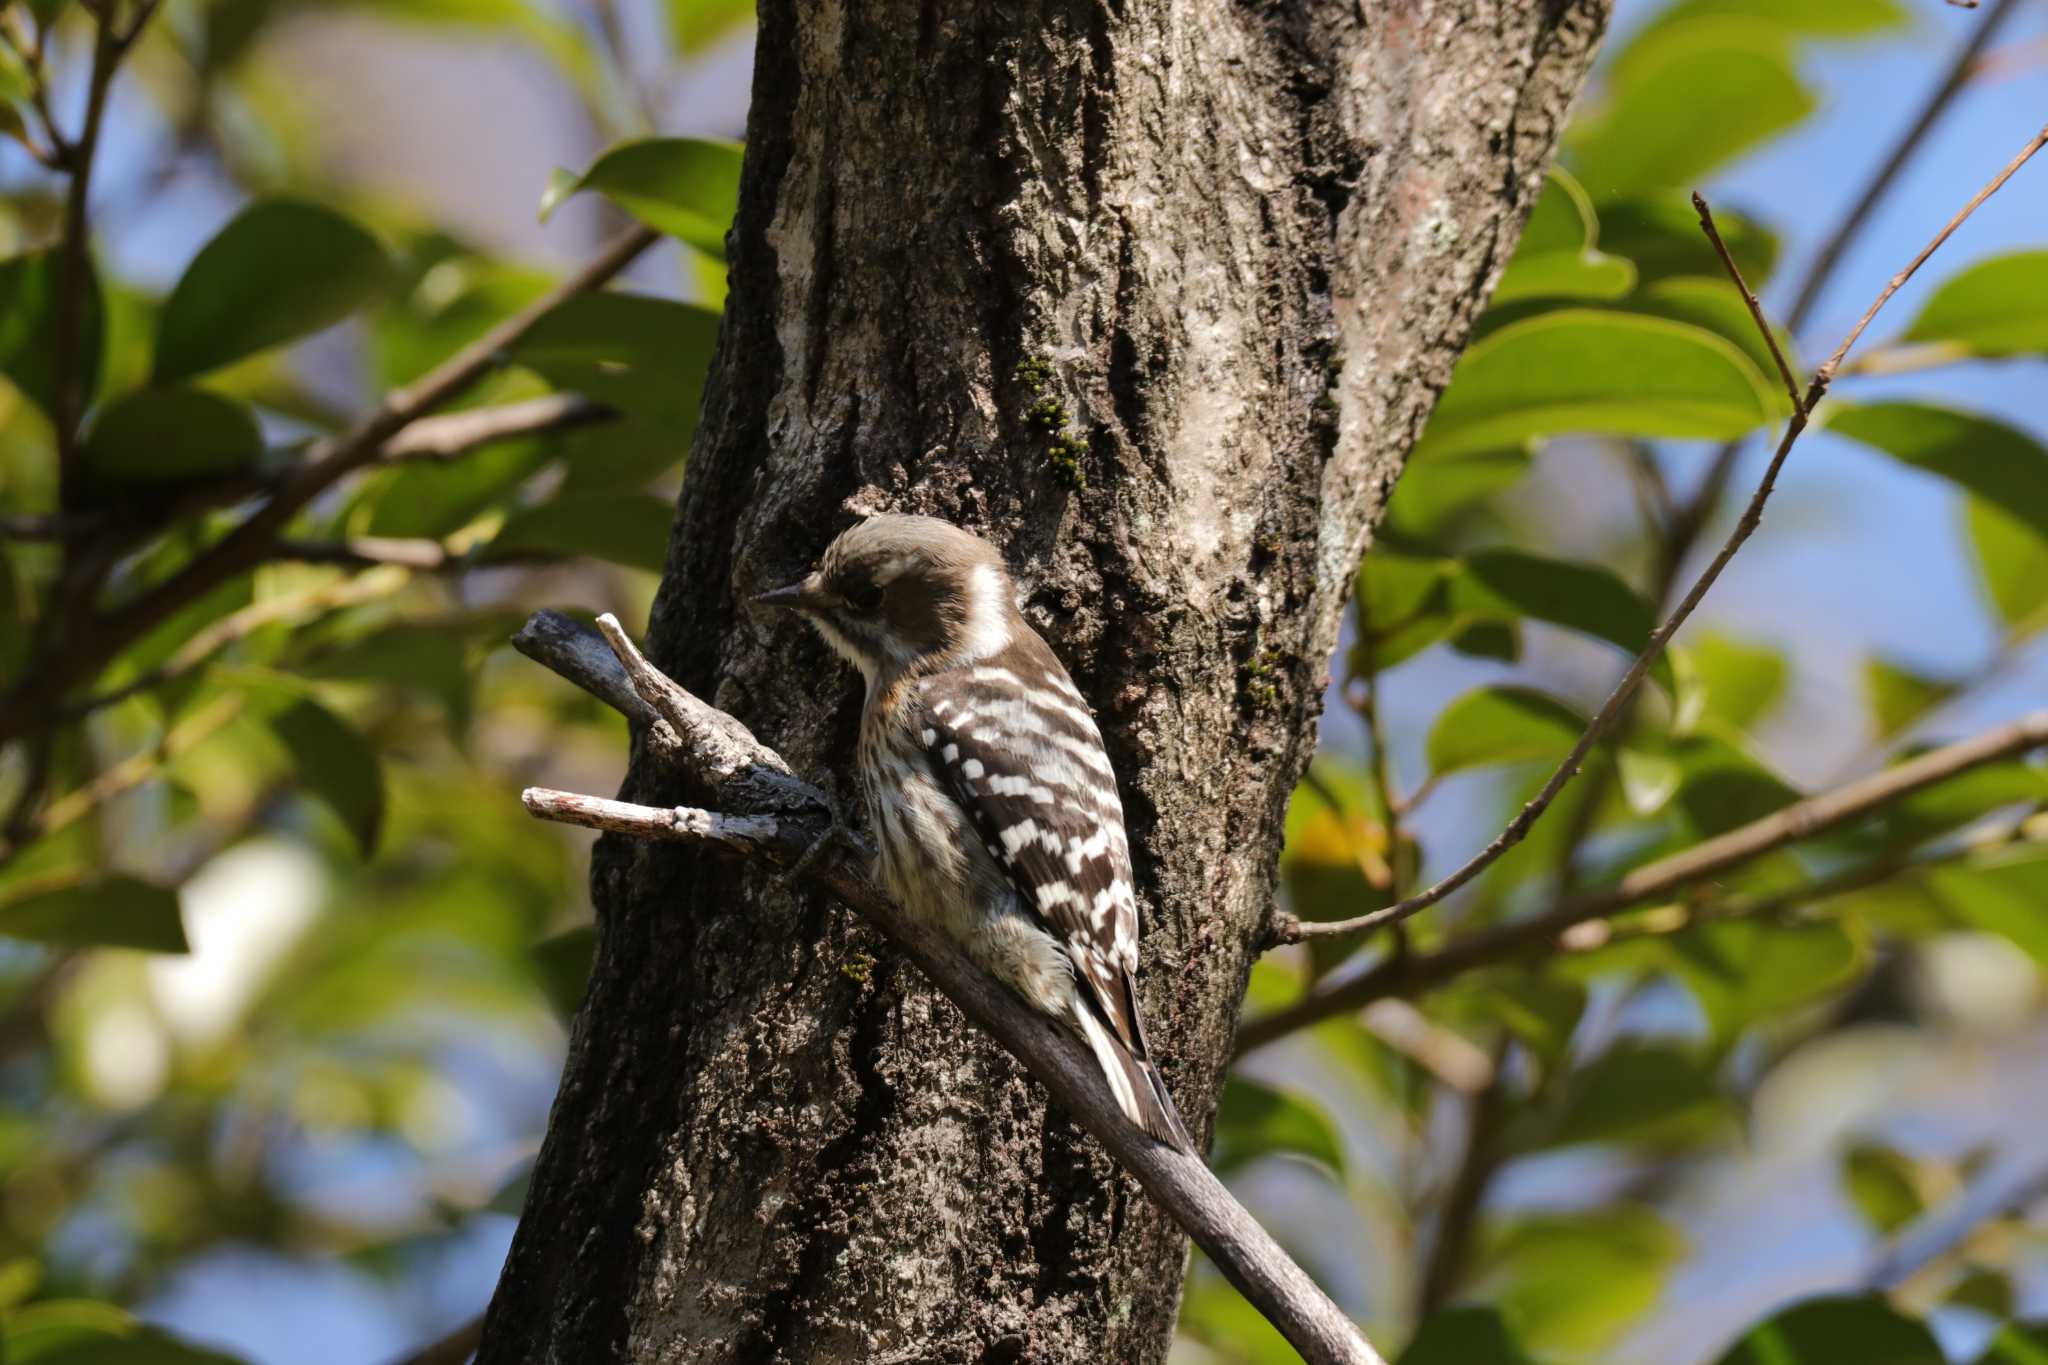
top-left (1866, 1161), bottom-right (2048, 1291)
top-left (513, 612), bottom-right (1385, 1365)
top-left (0, 226), bottom-right (660, 744)
top-left (1693, 194), bottom-right (1803, 413)
top-left (1239, 710), bottom-right (2048, 1053)
top-left (1269, 127), bottom-right (2048, 952)
top-left (379, 394), bottom-right (614, 463)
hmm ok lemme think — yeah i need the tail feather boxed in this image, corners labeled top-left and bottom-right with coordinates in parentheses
top-left (1072, 998), bottom-right (1195, 1153)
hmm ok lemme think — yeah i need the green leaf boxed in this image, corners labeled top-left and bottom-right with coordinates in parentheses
top-left (1474, 1206), bottom-right (1685, 1353)
top-left (1620, 277), bottom-right (1798, 415)
top-left (0, 247), bottom-right (104, 417)
top-left (1281, 758), bottom-right (1396, 976)
top-left (1965, 497), bottom-right (2048, 635)
top-left (1647, 0), bottom-right (1908, 37)
top-left (539, 138), bottom-right (742, 259)
top-left (1945, 1268), bottom-right (2012, 1319)
top-left (0, 876), bottom-right (187, 953)
top-left (270, 699), bottom-right (384, 856)
top-left (1862, 656), bottom-right (1958, 740)
top-left (1618, 747), bottom-right (1683, 816)
top-left (1426, 687), bottom-right (1586, 777)
top-left (1176, 1260), bottom-right (1304, 1365)
top-left (80, 387), bottom-right (264, 488)
top-left (1900, 251), bottom-right (2048, 359)
top-left (1399, 1308), bottom-right (1549, 1365)
top-left (1528, 1042), bottom-right (1733, 1151)
top-left (532, 924), bottom-right (595, 1020)
top-left (1667, 731), bottom-right (1801, 838)
top-left (1418, 311), bottom-right (1773, 459)
top-left (1571, 19), bottom-right (1815, 199)
top-left (1680, 632), bottom-right (1788, 733)
top-left (1599, 194), bottom-right (1779, 288)
top-left (1841, 1142), bottom-right (1926, 1236)
top-left (488, 493), bottom-right (673, 573)
top-left (1976, 1323), bottom-right (2048, 1365)
top-left (155, 198), bottom-right (394, 382)
top-left (1495, 169), bottom-right (1635, 305)
top-left (1712, 1294), bottom-right (1943, 1365)
top-left (1211, 1077), bottom-right (1346, 1177)
top-left (1927, 851), bottom-right (2048, 966)
top-left (1673, 917), bottom-right (1867, 1038)
top-left (1381, 445), bottom-right (1532, 541)
top-left (5, 1299), bottom-right (252, 1364)
top-left (508, 292), bottom-right (720, 429)
top-left (303, 621), bottom-right (481, 734)
top-left (667, 0), bottom-right (754, 53)
top-left (1826, 403), bottom-right (2048, 543)
top-left (1460, 549), bottom-right (1671, 690)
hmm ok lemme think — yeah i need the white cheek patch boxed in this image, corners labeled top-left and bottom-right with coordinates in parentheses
top-left (953, 563), bottom-right (1013, 663)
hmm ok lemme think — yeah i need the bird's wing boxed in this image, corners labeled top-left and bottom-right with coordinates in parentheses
top-left (913, 654), bottom-right (1148, 1056)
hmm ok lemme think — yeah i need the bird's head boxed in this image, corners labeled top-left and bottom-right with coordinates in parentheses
top-left (756, 514), bottom-right (1016, 683)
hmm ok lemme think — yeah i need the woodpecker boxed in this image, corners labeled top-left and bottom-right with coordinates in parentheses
top-left (757, 514), bottom-right (1193, 1151)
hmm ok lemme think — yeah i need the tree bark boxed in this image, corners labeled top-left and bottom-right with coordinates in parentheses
top-left (478, 1), bottom-right (1609, 1361)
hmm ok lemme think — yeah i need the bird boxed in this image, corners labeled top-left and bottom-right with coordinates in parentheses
top-left (756, 513), bottom-right (1193, 1151)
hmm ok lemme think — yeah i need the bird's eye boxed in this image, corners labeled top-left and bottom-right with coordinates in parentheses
top-left (847, 583), bottom-right (883, 612)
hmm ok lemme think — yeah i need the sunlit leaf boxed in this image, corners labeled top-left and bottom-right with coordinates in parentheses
top-left (1618, 747), bottom-right (1683, 816)
top-left (487, 493), bottom-right (673, 572)
top-left (1679, 632), bottom-right (1788, 734)
top-left (1862, 656), bottom-right (1958, 740)
top-left (0, 876), bottom-right (187, 953)
top-left (1975, 1323), bottom-right (2048, 1365)
top-left (1647, 0), bottom-right (1907, 37)
top-left (508, 292), bottom-right (720, 429)
top-left (1901, 251), bottom-right (2048, 359)
top-left (1926, 850), bottom-right (2048, 966)
top-left (1522, 1042), bottom-right (1733, 1151)
top-left (667, 0), bottom-right (754, 53)
top-left (1211, 1077), bottom-right (1346, 1177)
top-left (1495, 169), bottom-right (1635, 305)
top-left (1711, 1294), bottom-right (1942, 1365)
top-left (0, 247), bottom-right (104, 417)
top-left (1418, 311), bottom-right (1773, 458)
top-left (156, 198), bottom-right (394, 382)
top-left (5, 1297), bottom-right (251, 1363)
top-left (540, 138), bottom-right (742, 259)
top-left (1826, 403), bottom-right (2048, 543)
top-left (1619, 276), bottom-right (1798, 415)
top-left (1670, 917), bottom-right (1867, 1040)
top-left (1380, 446), bottom-right (1532, 542)
top-left (270, 698), bottom-right (384, 856)
top-left (1570, 19), bottom-right (1814, 199)
top-left (80, 387), bottom-right (264, 489)
top-left (1426, 687), bottom-right (1585, 777)
top-left (1473, 1206), bottom-right (1685, 1353)
top-left (1599, 194), bottom-right (1779, 288)
top-left (1964, 497), bottom-right (2048, 635)
top-left (1841, 1142), bottom-right (1926, 1236)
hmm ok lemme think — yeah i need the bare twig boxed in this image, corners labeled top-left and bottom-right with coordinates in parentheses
top-left (513, 612), bottom-right (1385, 1365)
top-left (1693, 195), bottom-right (1803, 413)
top-left (379, 394), bottom-right (614, 463)
top-left (0, 226), bottom-right (660, 744)
top-left (1269, 127), bottom-right (2048, 952)
top-left (1239, 711), bottom-right (2048, 1052)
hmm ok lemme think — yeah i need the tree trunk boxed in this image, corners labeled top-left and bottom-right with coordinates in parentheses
top-left (478, 1), bottom-right (1608, 1361)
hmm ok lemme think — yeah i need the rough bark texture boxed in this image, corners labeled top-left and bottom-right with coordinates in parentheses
top-left (479, 2), bottom-right (1608, 1361)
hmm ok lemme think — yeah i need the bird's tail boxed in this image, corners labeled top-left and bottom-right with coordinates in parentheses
top-left (1072, 999), bottom-right (1196, 1153)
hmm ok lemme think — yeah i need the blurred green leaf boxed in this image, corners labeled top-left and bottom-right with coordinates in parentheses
top-left (0, 247), bottom-right (104, 418)
top-left (1618, 746), bottom-right (1683, 816)
top-left (1476, 974), bottom-right (1587, 1075)
top-left (508, 292), bottom-right (719, 429)
top-left (1495, 169), bottom-right (1635, 305)
top-left (1461, 549), bottom-right (1671, 689)
top-left (271, 698), bottom-right (384, 856)
top-left (6, 1299), bottom-right (250, 1363)
top-left (667, 0), bottom-right (754, 53)
top-left (1599, 194), bottom-right (1779, 287)
top-left (1426, 687), bottom-right (1586, 777)
top-left (1418, 311), bottom-right (1773, 458)
top-left (1474, 1205), bottom-right (1685, 1353)
top-left (1571, 19), bottom-right (1814, 199)
top-left (0, 875), bottom-right (186, 953)
top-left (1900, 251), bottom-right (2048, 360)
top-left (487, 492), bottom-right (673, 572)
top-left (1681, 632), bottom-right (1788, 734)
top-left (1619, 276), bottom-right (1798, 414)
top-left (1841, 1142), bottom-right (1926, 1235)
top-left (1927, 851), bottom-right (2048, 966)
top-left (1281, 758), bottom-right (1396, 977)
top-left (1862, 656), bottom-right (1959, 740)
top-left (1380, 446), bottom-right (1531, 542)
top-left (1211, 1077), bottom-right (1345, 1177)
top-left (1671, 917), bottom-right (1868, 1040)
top-left (1667, 731), bottom-right (1801, 838)
top-left (1945, 1268), bottom-right (2013, 1319)
top-left (1975, 1323), bottom-right (2048, 1364)
top-left (303, 621), bottom-right (483, 734)
top-left (1649, 0), bottom-right (1907, 36)
top-left (80, 387), bottom-right (264, 489)
top-left (1827, 403), bottom-right (2048, 543)
top-left (532, 924), bottom-right (595, 1020)
top-left (155, 198), bottom-right (394, 382)
top-left (1399, 1307), bottom-right (1549, 1365)
top-left (1175, 1260), bottom-right (1303, 1365)
top-left (1525, 1042), bottom-right (1733, 1151)
top-left (1711, 1294), bottom-right (1942, 1365)
top-left (540, 138), bottom-right (743, 259)
top-left (1964, 497), bottom-right (2048, 635)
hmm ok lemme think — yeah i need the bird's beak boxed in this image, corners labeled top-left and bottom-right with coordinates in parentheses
top-left (755, 574), bottom-right (828, 611)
